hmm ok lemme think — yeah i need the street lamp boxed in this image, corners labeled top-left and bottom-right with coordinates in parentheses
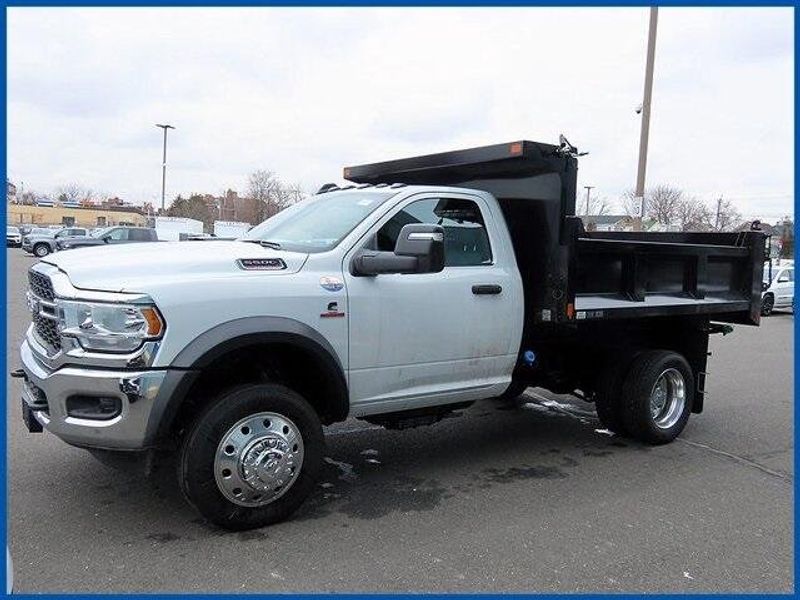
top-left (155, 123), bottom-right (175, 212)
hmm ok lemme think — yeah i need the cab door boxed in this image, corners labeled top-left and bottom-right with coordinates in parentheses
top-left (343, 193), bottom-right (522, 415)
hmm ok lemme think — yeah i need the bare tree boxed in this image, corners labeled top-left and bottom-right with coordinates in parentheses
top-left (247, 170), bottom-right (283, 222)
top-left (247, 171), bottom-right (305, 222)
top-left (645, 184), bottom-right (684, 226)
top-left (581, 193), bottom-right (611, 216)
top-left (711, 198), bottom-right (742, 232)
top-left (56, 183), bottom-right (92, 204)
top-left (675, 196), bottom-right (712, 231)
top-left (620, 190), bottom-right (642, 218)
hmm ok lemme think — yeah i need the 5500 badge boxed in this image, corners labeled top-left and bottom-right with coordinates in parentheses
top-left (236, 258), bottom-right (287, 271)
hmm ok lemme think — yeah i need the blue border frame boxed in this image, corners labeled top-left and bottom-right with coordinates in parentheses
top-left (1, 2), bottom-right (796, 596)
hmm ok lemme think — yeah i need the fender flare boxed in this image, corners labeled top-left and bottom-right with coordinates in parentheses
top-left (152, 317), bottom-right (349, 441)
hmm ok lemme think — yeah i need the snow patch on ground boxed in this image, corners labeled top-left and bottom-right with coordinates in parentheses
top-left (324, 457), bottom-right (358, 482)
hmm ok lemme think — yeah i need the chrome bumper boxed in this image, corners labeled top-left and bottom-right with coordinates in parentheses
top-left (19, 339), bottom-right (175, 450)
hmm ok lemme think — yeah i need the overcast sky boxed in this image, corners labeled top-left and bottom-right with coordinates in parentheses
top-left (7, 7), bottom-right (794, 221)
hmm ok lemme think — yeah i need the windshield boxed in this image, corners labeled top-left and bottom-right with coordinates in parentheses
top-left (243, 190), bottom-right (396, 253)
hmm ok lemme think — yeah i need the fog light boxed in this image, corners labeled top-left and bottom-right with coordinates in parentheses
top-left (66, 396), bottom-right (121, 420)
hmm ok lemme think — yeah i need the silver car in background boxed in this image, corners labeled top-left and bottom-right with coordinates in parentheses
top-left (761, 260), bottom-right (794, 315)
top-left (7, 226), bottom-right (22, 247)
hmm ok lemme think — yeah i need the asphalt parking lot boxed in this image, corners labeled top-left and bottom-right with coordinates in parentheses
top-left (5, 247), bottom-right (794, 593)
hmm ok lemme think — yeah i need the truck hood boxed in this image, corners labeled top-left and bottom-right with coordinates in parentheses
top-left (42, 241), bottom-right (309, 293)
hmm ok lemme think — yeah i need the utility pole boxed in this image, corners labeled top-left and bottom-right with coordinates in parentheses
top-left (634, 7), bottom-right (658, 231)
top-left (715, 196), bottom-right (723, 231)
top-left (155, 124), bottom-right (175, 212)
top-left (584, 186), bottom-right (595, 216)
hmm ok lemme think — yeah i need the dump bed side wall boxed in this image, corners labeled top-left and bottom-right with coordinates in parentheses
top-left (572, 229), bottom-right (766, 326)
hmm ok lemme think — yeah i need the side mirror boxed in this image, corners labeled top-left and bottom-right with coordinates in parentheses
top-left (352, 224), bottom-right (445, 276)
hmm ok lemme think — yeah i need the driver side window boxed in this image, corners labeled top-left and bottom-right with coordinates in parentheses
top-left (376, 198), bottom-right (492, 267)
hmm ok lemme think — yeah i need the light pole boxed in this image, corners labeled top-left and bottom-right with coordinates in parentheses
top-left (155, 124), bottom-right (175, 212)
top-left (583, 185), bottom-right (595, 216)
top-left (634, 7), bottom-right (658, 230)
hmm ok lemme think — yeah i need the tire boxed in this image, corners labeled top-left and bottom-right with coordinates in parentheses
top-left (620, 350), bottom-right (694, 445)
top-left (33, 243), bottom-right (50, 257)
top-left (178, 383), bottom-right (324, 531)
top-left (761, 294), bottom-right (774, 316)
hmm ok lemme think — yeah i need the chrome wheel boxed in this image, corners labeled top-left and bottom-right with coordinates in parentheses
top-left (214, 412), bottom-right (304, 507)
top-left (649, 368), bottom-right (686, 430)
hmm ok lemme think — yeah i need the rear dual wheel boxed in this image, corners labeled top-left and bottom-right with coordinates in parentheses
top-left (595, 350), bottom-right (694, 445)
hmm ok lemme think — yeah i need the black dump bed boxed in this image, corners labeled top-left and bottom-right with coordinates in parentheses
top-left (345, 139), bottom-right (766, 328)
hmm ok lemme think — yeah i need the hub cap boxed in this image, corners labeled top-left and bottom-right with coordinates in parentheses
top-left (214, 412), bottom-right (304, 507)
top-left (649, 368), bottom-right (686, 430)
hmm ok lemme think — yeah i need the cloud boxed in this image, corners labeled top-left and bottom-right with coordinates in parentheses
top-left (7, 7), bottom-right (793, 221)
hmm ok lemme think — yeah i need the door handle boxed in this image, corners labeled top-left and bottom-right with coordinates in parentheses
top-left (472, 284), bottom-right (502, 295)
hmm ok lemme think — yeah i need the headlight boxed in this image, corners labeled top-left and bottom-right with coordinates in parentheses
top-left (57, 300), bottom-right (165, 353)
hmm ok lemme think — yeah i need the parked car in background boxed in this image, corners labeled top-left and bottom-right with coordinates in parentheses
top-left (22, 227), bottom-right (89, 257)
top-left (6, 226), bottom-right (22, 247)
top-left (56, 226), bottom-right (158, 250)
top-left (761, 260), bottom-right (794, 315)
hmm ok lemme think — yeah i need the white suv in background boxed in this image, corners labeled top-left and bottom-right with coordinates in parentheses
top-left (761, 260), bottom-right (794, 315)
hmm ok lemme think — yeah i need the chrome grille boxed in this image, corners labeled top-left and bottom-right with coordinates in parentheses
top-left (28, 269), bottom-right (61, 351)
top-left (28, 270), bottom-right (55, 301)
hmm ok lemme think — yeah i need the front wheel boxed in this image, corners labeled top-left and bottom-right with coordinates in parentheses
top-left (621, 350), bottom-right (694, 445)
top-left (178, 383), bottom-right (324, 530)
top-left (33, 243), bottom-right (50, 257)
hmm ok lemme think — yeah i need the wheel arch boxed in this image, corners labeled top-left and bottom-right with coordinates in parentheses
top-left (154, 317), bottom-right (349, 443)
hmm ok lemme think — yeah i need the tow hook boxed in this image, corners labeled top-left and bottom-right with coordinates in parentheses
top-left (10, 369), bottom-right (25, 379)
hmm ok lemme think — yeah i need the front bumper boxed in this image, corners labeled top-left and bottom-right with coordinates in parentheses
top-left (19, 339), bottom-right (184, 450)
top-left (7, 237), bottom-right (21, 247)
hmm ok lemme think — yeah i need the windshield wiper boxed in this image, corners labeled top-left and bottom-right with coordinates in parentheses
top-left (243, 239), bottom-right (282, 250)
